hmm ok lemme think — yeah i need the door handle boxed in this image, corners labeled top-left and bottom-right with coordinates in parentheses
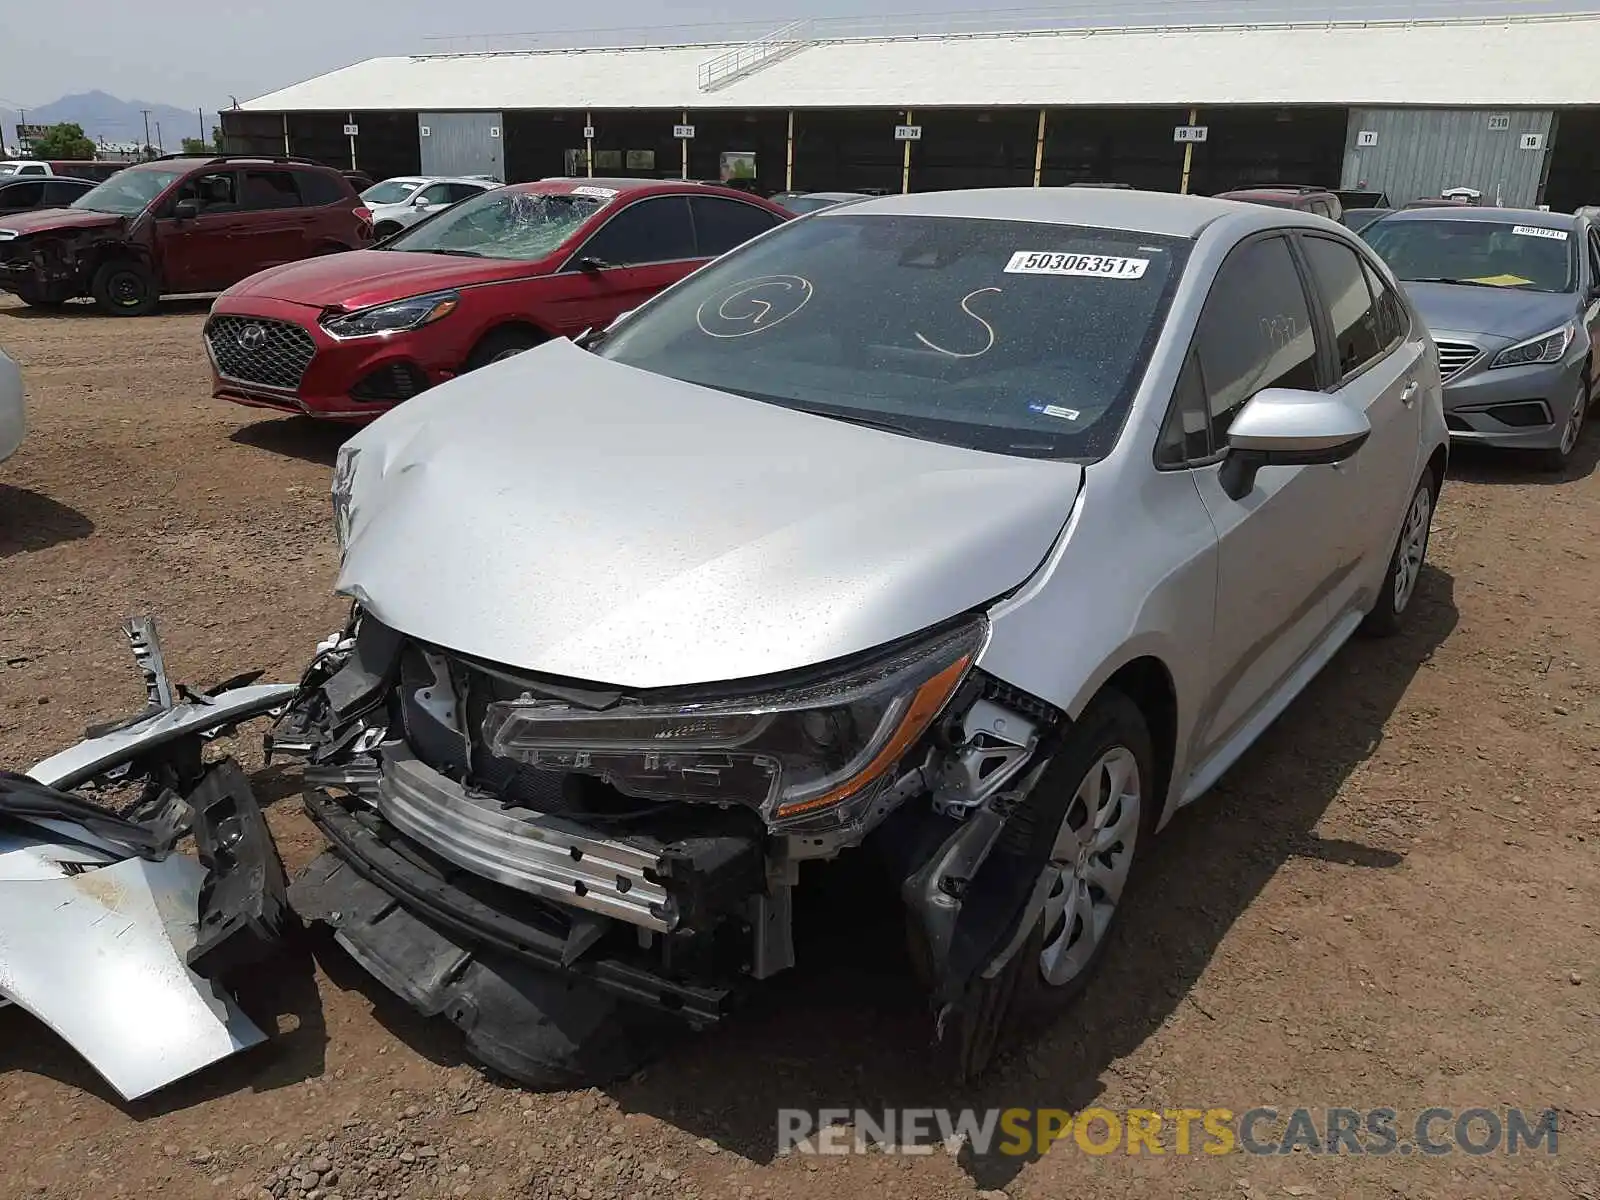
top-left (1400, 380), bottom-right (1419, 405)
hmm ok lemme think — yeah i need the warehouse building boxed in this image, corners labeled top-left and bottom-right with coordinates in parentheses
top-left (223, 11), bottom-right (1600, 211)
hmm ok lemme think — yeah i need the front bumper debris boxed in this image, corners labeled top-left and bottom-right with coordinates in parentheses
top-left (0, 616), bottom-right (295, 1100)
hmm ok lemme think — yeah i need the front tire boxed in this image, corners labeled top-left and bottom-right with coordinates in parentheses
top-left (1535, 378), bottom-right (1588, 473)
top-left (1360, 471), bottom-right (1436, 638)
top-left (91, 260), bottom-right (158, 316)
top-left (465, 327), bottom-right (545, 370)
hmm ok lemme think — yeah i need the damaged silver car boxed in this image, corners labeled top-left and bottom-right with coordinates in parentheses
top-left (275, 188), bottom-right (1449, 1082)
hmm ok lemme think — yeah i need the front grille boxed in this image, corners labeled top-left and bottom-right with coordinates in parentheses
top-left (205, 315), bottom-right (316, 391)
top-left (1435, 339), bottom-right (1482, 382)
top-left (350, 361), bottom-right (429, 403)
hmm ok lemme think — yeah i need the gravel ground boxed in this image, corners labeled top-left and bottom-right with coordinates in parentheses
top-left (0, 294), bottom-right (1596, 1199)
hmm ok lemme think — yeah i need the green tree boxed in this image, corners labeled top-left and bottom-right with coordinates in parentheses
top-left (180, 137), bottom-right (210, 155)
top-left (31, 122), bottom-right (96, 160)
top-left (212, 125), bottom-right (225, 153)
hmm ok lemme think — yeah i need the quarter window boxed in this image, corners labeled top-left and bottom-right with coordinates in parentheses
top-left (1301, 235), bottom-right (1385, 379)
top-left (574, 196), bottom-right (696, 266)
top-left (296, 169), bottom-right (346, 206)
top-left (1156, 350), bottom-right (1215, 466)
top-left (446, 182), bottom-right (486, 203)
top-left (1360, 258), bottom-right (1408, 349)
top-left (689, 196), bottom-right (784, 257)
top-left (1193, 235), bottom-right (1320, 445)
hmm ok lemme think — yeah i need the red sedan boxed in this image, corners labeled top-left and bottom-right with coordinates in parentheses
top-left (204, 178), bottom-right (792, 421)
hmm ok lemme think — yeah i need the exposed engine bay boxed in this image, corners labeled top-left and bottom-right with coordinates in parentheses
top-left (272, 605), bottom-right (1075, 1084)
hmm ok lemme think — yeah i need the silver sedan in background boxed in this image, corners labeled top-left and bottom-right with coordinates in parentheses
top-left (275, 188), bottom-right (1448, 1084)
top-left (0, 345), bottom-right (22, 464)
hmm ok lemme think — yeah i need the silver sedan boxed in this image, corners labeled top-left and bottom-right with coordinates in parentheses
top-left (277, 187), bottom-right (1449, 1083)
top-left (0, 345), bottom-right (22, 464)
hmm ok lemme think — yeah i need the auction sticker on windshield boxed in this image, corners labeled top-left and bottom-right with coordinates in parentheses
top-left (1512, 225), bottom-right (1568, 240)
top-left (1004, 251), bottom-right (1150, 279)
top-left (571, 185), bottom-right (618, 199)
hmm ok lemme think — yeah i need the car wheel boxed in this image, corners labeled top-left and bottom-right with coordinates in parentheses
top-left (1536, 379), bottom-right (1588, 473)
top-left (1360, 471), bottom-right (1436, 638)
top-left (1002, 689), bottom-right (1156, 1015)
top-left (90, 260), bottom-right (158, 317)
top-left (466, 327), bottom-right (545, 370)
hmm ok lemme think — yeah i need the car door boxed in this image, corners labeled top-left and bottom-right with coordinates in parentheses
top-left (1296, 232), bottom-right (1425, 615)
top-left (230, 169), bottom-right (312, 280)
top-left (1169, 232), bottom-right (1362, 764)
top-left (541, 195), bottom-right (699, 334)
top-left (154, 170), bottom-right (246, 293)
top-left (1584, 227), bottom-right (1600, 389)
top-left (0, 180), bottom-right (45, 215)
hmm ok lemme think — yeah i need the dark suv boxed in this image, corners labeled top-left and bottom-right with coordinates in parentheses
top-left (0, 155), bottom-right (373, 315)
top-left (1215, 184), bottom-right (1344, 222)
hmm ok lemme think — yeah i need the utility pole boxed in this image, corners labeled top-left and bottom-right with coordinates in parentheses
top-left (154, 121), bottom-right (163, 154)
top-left (141, 109), bottom-right (152, 158)
top-left (197, 107), bottom-right (205, 142)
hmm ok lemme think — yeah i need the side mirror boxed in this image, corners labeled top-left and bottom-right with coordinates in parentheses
top-left (1219, 388), bottom-right (1371, 500)
top-left (412, 197), bottom-right (431, 209)
top-left (172, 198), bottom-right (200, 221)
top-left (576, 256), bottom-right (610, 273)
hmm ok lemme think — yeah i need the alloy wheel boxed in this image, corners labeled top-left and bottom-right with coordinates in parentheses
top-left (1393, 483), bottom-right (1432, 614)
top-left (1560, 383), bottom-right (1586, 457)
top-left (1038, 747), bottom-right (1141, 987)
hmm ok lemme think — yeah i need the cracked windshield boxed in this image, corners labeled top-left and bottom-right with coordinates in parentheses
top-left (385, 188), bottom-right (605, 259)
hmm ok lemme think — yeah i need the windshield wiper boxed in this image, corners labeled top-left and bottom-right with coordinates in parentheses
top-left (1407, 276), bottom-right (1517, 289)
top-left (418, 248), bottom-right (484, 257)
top-left (786, 404), bottom-right (922, 438)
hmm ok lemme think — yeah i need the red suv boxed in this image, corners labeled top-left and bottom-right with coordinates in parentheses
top-left (204, 178), bottom-right (792, 421)
top-left (0, 155), bottom-right (372, 315)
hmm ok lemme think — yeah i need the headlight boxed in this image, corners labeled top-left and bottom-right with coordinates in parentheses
top-left (321, 290), bottom-right (459, 339)
top-left (331, 444), bottom-right (360, 551)
top-left (482, 619), bottom-right (986, 827)
top-left (1490, 322), bottom-right (1577, 369)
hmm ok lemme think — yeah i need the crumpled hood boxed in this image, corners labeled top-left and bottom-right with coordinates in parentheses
top-left (0, 208), bottom-right (121, 238)
top-left (337, 339), bottom-right (1083, 689)
top-left (1402, 281), bottom-right (1578, 340)
top-left (221, 250), bottom-right (538, 309)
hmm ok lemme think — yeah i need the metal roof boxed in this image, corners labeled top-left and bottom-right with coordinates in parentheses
top-left (242, 13), bottom-right (1600, 113)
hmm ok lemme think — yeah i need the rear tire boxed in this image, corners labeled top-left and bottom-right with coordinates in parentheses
top-left (91, 260), bottom-right (158, 316)
top-left (1360, 471), bottom-right (1436, 638)
top-left (465, 327), bottom-right (545, 370)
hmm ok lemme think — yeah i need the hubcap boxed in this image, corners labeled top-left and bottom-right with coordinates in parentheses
top-left (491, 346), bottom-right (528, 363)
top-left (1560, 384), bottom-right (1586, 456)
top-left (1393, 484), bottom-right (1432, 614)
top-left (1038, 747), bottom-right (1141, 988)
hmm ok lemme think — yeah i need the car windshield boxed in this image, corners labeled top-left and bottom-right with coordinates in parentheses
top-left (1365, 218), bottom-right (1577, 291)
top-left (596, 213), bottom-right (1189, 461)
top-left (384, 188), bottom-right (605, 259)
top-left (364, 179), bottom-right (421, 205)
top-left (69, 167), bottom-right (185, 215)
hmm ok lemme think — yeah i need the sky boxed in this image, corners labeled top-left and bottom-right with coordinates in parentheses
top-left (0, 0), bottom-right (1589, 112)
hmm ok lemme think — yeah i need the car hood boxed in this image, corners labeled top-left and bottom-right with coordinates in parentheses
top-left (0, 208), bottom-right (122, 237)
top-left (336, 339), bottom-right (1084, 689)
top-left (221, 250), bottom-right (537, 309)
top-left (1401, 281), bottom-right (1578, 339)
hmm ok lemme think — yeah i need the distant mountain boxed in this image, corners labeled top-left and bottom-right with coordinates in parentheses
top-left (1, 91), bottom-right (211, 153)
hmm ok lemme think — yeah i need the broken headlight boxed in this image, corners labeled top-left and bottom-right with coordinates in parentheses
top-left (482, 619), bottom-right (985, 826)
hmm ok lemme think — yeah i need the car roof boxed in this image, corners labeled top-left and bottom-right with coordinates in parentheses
top-left (1380, 205), bottom-right (1577, 229)
top-left (800, 191), bottom-right (870, 200)
top-left (822, 187), bottom-right (1266, 238)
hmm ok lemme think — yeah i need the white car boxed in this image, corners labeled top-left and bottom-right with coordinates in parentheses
top-left (0, 346), bottom-right (23, 463)
top-left (360, 176), bottom-right (502, 239)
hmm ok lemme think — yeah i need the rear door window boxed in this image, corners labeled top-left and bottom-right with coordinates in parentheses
top-left (239, 170), bottom-right (303, 210)
top-left (573, 196), bottom-right (696, 266)
top-left (1192, 234), bottom-right (1321, 445)
top-left (1300, 235), bottom-right (1386, 380)
top-left (0, 181), bottom-right (46, 208)
top-left (689, 196), bottom-right (785, 256)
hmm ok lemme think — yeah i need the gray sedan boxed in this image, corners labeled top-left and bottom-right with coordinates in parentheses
top-left (275, 188), bottom-right (1447, 1083)
top-left (1365, 206), bottom-right (1599, 470)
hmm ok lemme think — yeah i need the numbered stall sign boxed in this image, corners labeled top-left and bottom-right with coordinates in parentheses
top-left (343, 123), bottom-right (359, 137)
top-left (894, 125), bottom-right (922, 141)
top-left (674, 124), bottom-right (696, 139)
top-left (1174, 125), bottom-right (1209, 144)
top-left (1356, 130), bottom-right (1378, 148)
top-left (583, 126), bottom-right (596, 140)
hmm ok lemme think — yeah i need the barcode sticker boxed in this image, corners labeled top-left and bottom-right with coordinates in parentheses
top-left (1512, 225), bottom-right (1567, 240)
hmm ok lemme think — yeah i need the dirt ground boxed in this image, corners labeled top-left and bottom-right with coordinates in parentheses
top-left (0, 293), bottom-right (1596, 1200)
